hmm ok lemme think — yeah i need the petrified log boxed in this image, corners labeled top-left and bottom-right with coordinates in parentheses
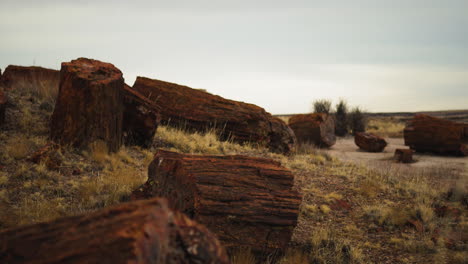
top-left (288, 113), bottom-right (336, 148)
top-left (122, 84), bottom-right (159, 148)
top-left (0, 198), bottom-right (229, 264)
top-left (404, 114), bottom-right (467, 156)
top-left (0, 88), bottom-right (5, 126)
top-left (132, 150), bottom-right (302, 254)
top-left (131, 77), bottom-right (296, 154)
top-left (394, 148), bottom-right (414, 163)
top-left (354, 132), bottom-right (387, 152)
top-left (50, 58), bottom-right (124, 152)
top-left (0, 65), bottom-right (59, 93)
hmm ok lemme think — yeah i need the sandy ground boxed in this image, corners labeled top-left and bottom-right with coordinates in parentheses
top-left (324, 137), bottom-right (467, 174)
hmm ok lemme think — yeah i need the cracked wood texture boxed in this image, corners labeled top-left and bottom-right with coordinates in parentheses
top-left (50, 58), bottom-right (124, 152)
top-left (0, 198), bottom-right (229, 264)
top-left (122, 84), bottom-right (159, 148)
top-left (131, 77), bottom-right (296, 154)
top-left (355, 132), bottom-right (387, 152)
top-left (404, 114), bottom-right (467, 156)
top-left (0, 65), bottom-right (59, 91)
top-left (132, 150), bottom-right (302, 254)
top-left (288, 113), bottom-right (336, 148)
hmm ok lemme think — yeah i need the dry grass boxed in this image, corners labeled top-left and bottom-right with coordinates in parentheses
top-left (1, 85), bottom-right (466, 263)
top-left (367, 117), bottom-right (405, 138)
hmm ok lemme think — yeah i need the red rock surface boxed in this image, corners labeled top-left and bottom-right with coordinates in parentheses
top-left (394, 148), bottom-right (414, 163)
top-left (132, 150), bottom-right (302, 254)
top-left (0, 198), bottom-right (229, 264)
top-left (354, 132), bottom-right (387, 152)
top-left (0, 65), bottom-right (59, 91)
top-left (122, 84), bottom-right (159, 148)
top-left (131, 77), bottom-right (296, 154)
top-left (404, 114), bottom-right (467, 156)
top-left (288, 113), bottom-right (336, 148)
top-left (50, 58), bottom-right (124, 152)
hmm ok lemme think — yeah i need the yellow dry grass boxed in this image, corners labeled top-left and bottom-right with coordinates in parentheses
top-left (367, 117), bottom-right (405, 138)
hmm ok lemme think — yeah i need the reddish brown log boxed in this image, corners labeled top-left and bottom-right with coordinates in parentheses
top-left (131, 77), bottom-right (296, 154)
top-left (288, 113), bottom-right (336, 148)
top-left (404, 114), bottom-right (467, 156)
top-left (50, 58), bottom-right (124, 152)
top-left (122, 84), bottom-right (159, 148)
top-left (132, 150), bottom-right (302, 254)
top-left (354, 132), bottom-right (387, 152)
top-left (0, 65), bottom-right (59, 92)
top-left (0, 198), bottom-right (229, 264)
top-left (394, 148), bottom-right (414, 163)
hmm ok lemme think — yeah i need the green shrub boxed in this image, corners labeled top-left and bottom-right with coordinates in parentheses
top-left (335, 99), bottom-right (348, 136)
top-left (349, 107), bottom-right (367, 135)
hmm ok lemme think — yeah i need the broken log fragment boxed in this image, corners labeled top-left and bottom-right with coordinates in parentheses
top-left (288, 113), bottom-right (336, 148)
top-left (131, 77), bottom-right (296, 154)
top-left (122, 84), bottom-right (159, 148)
top-left (394, 148), bottom-right (415, 163)
top-left (404, 114), bottom-right (467, 156)
top-left (132, 149), bottom-right (302, 254)
top-left (354, 132), bottom-right (387, 152)
top-left (0, 198), bottom-right (229, 264)
top-left (50, 58), bottom-right (124, 152)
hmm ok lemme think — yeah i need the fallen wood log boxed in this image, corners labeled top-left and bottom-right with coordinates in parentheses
top-left (288, 113), bottom-right (336, 148)
top-left (354, 132), bottom-right (387, 152)
top-left (132, 150), bottom-right (302, 254)
top-left (130, 77), bottom-right (296, 154)
top-left (0, 198), bottom-right (229, 264)
top-left (404, 114), bottom-right (467, 156)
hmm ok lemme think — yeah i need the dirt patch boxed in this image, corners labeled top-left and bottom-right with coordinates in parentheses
top-left (325, 137), bottom-right (467, 172)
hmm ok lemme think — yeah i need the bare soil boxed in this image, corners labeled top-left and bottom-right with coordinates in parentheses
top-left (325, 137), bottom-right (467, 173)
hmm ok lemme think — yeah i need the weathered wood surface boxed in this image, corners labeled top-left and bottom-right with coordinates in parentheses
top-left (288, 113), bottom-right (336, 148)
top-left (122, 84), bottom-right (159, 148)
top-left (130, 77), bottom-right (296, 154)
top-left (50, 58), bottom-right (124, 152)
top-left (132, 150), bottom-right (302, 254)
top-left (404, 114), bottom-right (467, 156)
top-left (0, 198), bottom-right (229, 264)
top-left (354, 132), bottom-right (387, 152)
top-left (0, 65), bottom-right (59, 91)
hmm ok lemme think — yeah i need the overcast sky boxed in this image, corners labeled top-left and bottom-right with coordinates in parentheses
top-left (1, 0), bottom-right (467, 114)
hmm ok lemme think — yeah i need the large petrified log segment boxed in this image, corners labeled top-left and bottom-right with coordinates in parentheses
top-left (50, 58), bottom-right (124, 152)
top-left (131, 77), bottom-right (295, 154)
top-left (0, 65), bottom-right (59, 93)
top-left (354, 132), bottom-right (387, 152)
top-left (288, 113), bottom-right (336, 148)
top-left (0, 88), bottom-right (5, 126)
top-left (404, 114), bottom-right (467, 156)
top-left (0, 198), bottom-right (229, 264)
top-left (132, 150), bottom-right (302, 254)
top-left (122, 84), bottom-right (159, 147)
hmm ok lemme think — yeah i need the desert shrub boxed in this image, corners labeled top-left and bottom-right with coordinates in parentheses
top-left (349, 107), bottom-right (367, 134)
top-left (313, 99), bottom-right (332, 114)
top-left (335, 99), bottom-right (348, 136)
